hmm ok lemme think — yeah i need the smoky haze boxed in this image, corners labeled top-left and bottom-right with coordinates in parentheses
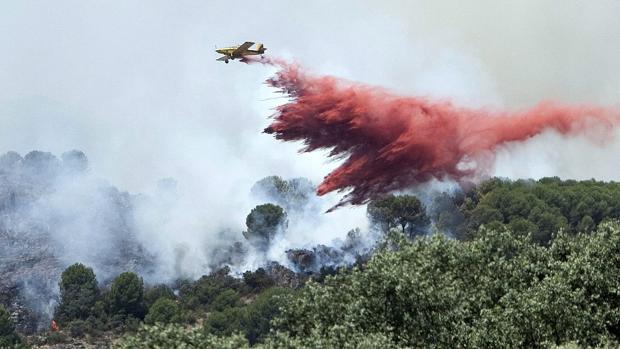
top-left (1, 0), bottom-right (620, 308)
top-left (2, 0), bottom-right (620, 201)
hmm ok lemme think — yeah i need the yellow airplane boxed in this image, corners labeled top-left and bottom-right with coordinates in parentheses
top-left (215, 41), bottom-right (266, 63)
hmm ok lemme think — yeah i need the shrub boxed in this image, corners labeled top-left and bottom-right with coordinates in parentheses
top-left (243, 287), bottom-right (290, 344)
top-left (145, 298), bottom-right (183, 325)
top-left (108, 272), bottom-right (146, 319)
top-left (242, 268), bottom-right (274, 292)
top-left (46, 331), bottom-right (69, 345)
top-left (54, 263), bottom-right (99, 323)
top-left (273, 223), bottom-right (620, 348)
top-left (0, 305), bottom-right (21, 347)
top-left (144, 284), bottom-right (175, 309)
top-left (208, 289), bottom-right (241, 312)
top-left (203, 307), bottom-right (244, 337)
top-left (68, 319), bottom-right (89, 338)
top-left (115, 324), bottom-right (249, 349)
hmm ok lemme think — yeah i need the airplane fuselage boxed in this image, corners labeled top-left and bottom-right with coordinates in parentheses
top-left (216, 48), bottom-right (264, 59)
top-left (215, 42), bottom-right (266, 63)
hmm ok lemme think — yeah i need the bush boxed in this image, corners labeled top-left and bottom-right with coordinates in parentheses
top-left (203, 307), bottom-right (244, 337)
top-left (46, 331), bottom-right (69, 345)
top-left (145, 298), bottom-right (183, 325)
top-left (116, 324), bottom-right (398, 349)
top-left (243, 287), bottom-right (290, 344)
top-left (144, 284), bottom-right (175, 309)
top-left (273, 223), bottom-right (620, 348)
top-left (208, 289), bottom-right (241, 312)
top-left (242, 268), bottom-right (274, 292)
top-left (115, 324), bottom-right (249, 349)
top-left (0, 305), bottom-right (21, 347)
top-left (108, 272), bottom-right (146, 319)
top-left (179, 268), bottom-right (241, 310)
top-left (54, 263), bottom-right (99, 323)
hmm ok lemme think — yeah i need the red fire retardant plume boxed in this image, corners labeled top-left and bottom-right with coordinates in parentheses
top-left (249, 58), bottom-right (620, 209)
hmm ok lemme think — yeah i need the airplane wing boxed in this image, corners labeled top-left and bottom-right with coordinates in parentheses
top-left (232, 41), bottom-right (254, 56)
top-left (216, 56), bottom-right (229, 61)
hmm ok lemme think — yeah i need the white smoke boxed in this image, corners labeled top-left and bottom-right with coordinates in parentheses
top-left (2, 1), bottom-right (620, 318)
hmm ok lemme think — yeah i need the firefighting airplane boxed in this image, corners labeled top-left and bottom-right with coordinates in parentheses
top-left (215, 41), bottom-right (266, 63)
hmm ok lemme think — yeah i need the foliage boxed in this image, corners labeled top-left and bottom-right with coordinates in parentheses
top-left (115, 324), bottom-right (249, 349)
top-left (367, 194), bottom-right (430, 238)
top-left (452, 177), bottom-right (620, 243)
top-left (144, 298), bottom-right (184, 325)
top-left (108, 272), bottom-right (146, 320)
top-left (68, 319), bottom-right (89, 338)
top-left (243, 287), bottom-right (290, 344)
top-left (179, 268), bottom-right (241, 311)
top-left (54, 263), bottom-right (99, 324)
top-left (45, 331), bottom-right (69, 345)
top-left (244, 203), bottom-right (287, 247)
top-left (144, 284), bottom-right (176, 309)
top-left (243, 268), bottom-right (275, 292)
top-left (251, 176), bottom-right (316, 212)
top-left (273, 223), bottom-right (620, 348)
top-left (208, 289), bottom-right (241, 312)
top-left (201, 287), bottom-right (290, 344)
top-left (45, 178), bottom-right (620, 348)
top-left (117, 323), bottom-right (398, 349)
top-left (203, 307), bottom-right (245, 337)
top-left (0, 305), bottom-right (22, 347)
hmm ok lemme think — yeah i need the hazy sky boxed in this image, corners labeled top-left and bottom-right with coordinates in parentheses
top-left (1, 0), bottom-right (620, 209)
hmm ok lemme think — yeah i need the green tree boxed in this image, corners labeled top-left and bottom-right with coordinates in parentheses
top-left (145, 298), bottom-right (183, 325)
top-left (577, 215), bottom-right (595, 233)
top-left (54, 263), bottom-right (99, 323)
top-left (0, 305), bottom-right (21, 347)
top-left (144, 284), bottom-right (176, 309)
top-left (272, 223), bottom-right (620, 348)
top-left (209, 289), bottom-right (241, 312)
top-left (367, 195), bottom-right (430, 238)
top-left (116, 324), bottom-right (249, 349)
top-left (108, 272), bottom-right (146, 319)
top-left (242, 268), bottom-right (275, 292)
top-left (243, 204), bottom-right (287, 248)
top-left (203, 307), bottom-right (244, 337)
top-left (243, 287), bottom-right (290, 344)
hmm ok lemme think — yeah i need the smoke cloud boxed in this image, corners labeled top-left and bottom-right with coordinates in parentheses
top-left (257, 58), bottom-right (620, 207)
top-left (2, 0), bottom-right (620, 329)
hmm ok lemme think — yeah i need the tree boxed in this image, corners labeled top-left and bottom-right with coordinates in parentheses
top-left (0, 305), bottom-right (21, 347)
top-left (251, 176), bottom-right (316, 212)
top-left (367, 195), bottom-right (430, 238)
top-left (145, 298), bottom-right (183, 325)
top-left (203, 307), bottom-right (245, 337)
top-left (108, 272), bottom-right (146, 319)
top-left (273, 223), bottom-right (620, 348)
top-left (243, 287), bottom-right (290, 344)
top-left (243, 268), bottom-right (275, 292)
top-left (144, 284), bottom-right (176, 309)
top-left (55, 263), bottom-right (99, 323)
top-left (116, 324), bottom-right (249, 349)
top-left (61, 150), bottom-right (89, 173)
top-left (244, 204), bottom-right (287, 248)
top-left (209, 289), bottom-right (241, 312)
top-left (577, 215), bottom-right (595, 233)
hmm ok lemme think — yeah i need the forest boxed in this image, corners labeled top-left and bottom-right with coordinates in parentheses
top-left (4, 174), bottom-right (620, 348)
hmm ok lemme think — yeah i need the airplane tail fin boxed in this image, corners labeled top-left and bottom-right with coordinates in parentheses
top-left (256, 43), bottom-right (266, 52)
